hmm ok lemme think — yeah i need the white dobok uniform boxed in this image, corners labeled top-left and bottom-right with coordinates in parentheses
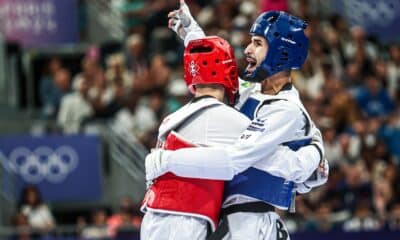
top-left (141, 96), bottom-right (250, 240)
top-left (157, 82), bottom-right (324, 240)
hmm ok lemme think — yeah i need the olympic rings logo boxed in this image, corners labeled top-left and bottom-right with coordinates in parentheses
top-left (344, 1), bottom-right (399, 27)
top-left (0, 146), bottom-right (79, 184)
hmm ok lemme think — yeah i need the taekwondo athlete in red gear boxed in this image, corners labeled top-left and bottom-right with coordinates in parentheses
top-left (146, 2), bottom-right (329, 240)
top-left (140, 36), bottom-right (251, 240)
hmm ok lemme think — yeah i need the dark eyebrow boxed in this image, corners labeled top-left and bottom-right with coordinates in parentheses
top-left (253, 39), bottom-right (263, 45)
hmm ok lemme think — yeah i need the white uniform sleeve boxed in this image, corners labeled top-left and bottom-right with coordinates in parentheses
top-left (164, 101), bottom-right (315, 181)
top-left (179, 1), bottom-right (207, 47)
top-left (263, 145), bottom-right (321, 183)
top-left (184, 30), bottom-right (206, 47)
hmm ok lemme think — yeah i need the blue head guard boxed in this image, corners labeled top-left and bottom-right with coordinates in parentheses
top-left (244, 11), bottom-right (309, 82)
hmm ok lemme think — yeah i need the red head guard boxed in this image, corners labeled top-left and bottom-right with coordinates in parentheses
top-left (184, 36), bottom-right (238, 105)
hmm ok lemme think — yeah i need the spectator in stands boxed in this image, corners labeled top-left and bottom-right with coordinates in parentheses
top-left (73, 56), bottom-right (101, 89)
top-left (307, 59), bottom-right (336, 99)
top-left (112, 91), bottom-right (140, 132)
top-left (323, 26), bottom-right (345, 78)
top-left (304, 203), bottom-right (335, 232)
top-left (11, 213), bottom-right (32, 240)
top-left (75, 215), bottom-right (87, 237)
top-left (338, 162), bottom-right (371, 211)
top-left (89, 68), bottom-right (118, 118)
top-left (125, 34), bottom-right (148, 77)
top-left (329, 90), bottom-right (359, 133)
top-left (385, 162), bottom-right (400, 200)
top-left (18, 185), bottom-right (55, 232)
top-left (107, 196), bottom-right (142, 237)
top-left (342, 60), bottom-right (364, 90)
top-left (40, 66), bottom-right (71, 119)
top-left (337, 133), bottom-right (361, 165)
top-left (328, 13), bottom-right (350, 46)
top-left (322, 127), bottom-right (342, 167)
top-left (387, 45), bottom-right (400, 98)
top-left (105, 53), bottom-right (133, 105)
top-left (291, 58), bottom-right (314, 94)
top-left (354, 74), bottom-right (395, 118)
top-left (136, 90), bottom-right (166, 148)
top-left (344, 26), bottom-right (378, 63)
top-left (148, 54), bottom-right (171, 90)
top-left (374, 59), bottom-right (389, 88)
top-left (165, 75), bottom-right (190, 113)
top-left (117, 0), bottom-right (146, 34)
top-left (130, 54), bottom-right (171, 93)
top-left (57, 76), bottom-right (93, 134)
top-left (342, 200), bottom-right (380, 232)
top-left (387, 202), bottom-right (400, 230)
top-left (372, 178), bottom-right (393, 222)
top-left (39, 58), bottom-right (65, 118)
top-left (81, 209), bottom-right (109, 240)
top-left (112, 90), bottom-right (157, 144)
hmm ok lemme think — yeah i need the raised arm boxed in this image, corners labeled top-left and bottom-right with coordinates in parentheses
top-left (168, 0), bottom-right (206, 46)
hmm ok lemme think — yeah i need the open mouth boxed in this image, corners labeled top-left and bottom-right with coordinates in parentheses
top-left (246, 57), bottom-right (257, 73)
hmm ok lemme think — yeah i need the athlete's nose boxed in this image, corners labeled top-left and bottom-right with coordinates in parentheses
top-left (244, 43), bottom-right (253, 56)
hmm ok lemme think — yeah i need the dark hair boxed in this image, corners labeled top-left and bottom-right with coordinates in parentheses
top-left (18, 185), bottom-right (43, 209)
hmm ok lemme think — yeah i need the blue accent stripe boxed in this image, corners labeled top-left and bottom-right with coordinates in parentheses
top-left (239, 98), bottom-right (260, 119)
top-left (283, 138), bottom-right (311, 150)
top-left (225, 138), bottom-right (312, 208)
top-left (225, 168), bottom-right (294, 208)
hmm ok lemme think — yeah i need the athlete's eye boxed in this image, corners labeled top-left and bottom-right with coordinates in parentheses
top-left (254, 40), bottom-right (262, 47)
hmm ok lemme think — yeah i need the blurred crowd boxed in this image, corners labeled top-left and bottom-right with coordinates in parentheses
top-left (12, 185), bottom-right (142, 240)
top-left (29, 0), bottom-right (400, 235)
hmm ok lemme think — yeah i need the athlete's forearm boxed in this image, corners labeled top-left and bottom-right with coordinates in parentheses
top-left (184, 29), bottom-right (206, 47)
top-left (266, 145), bottom-right (321, 183)
top-left (164, 147), bottom-right (235, 180)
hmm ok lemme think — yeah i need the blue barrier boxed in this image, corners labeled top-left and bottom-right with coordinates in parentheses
top-left (0, 135), bottom-right (102, 202)
top-left (8, 230), bottom-right (400, 240)
top-left (292, 230), bottom-right (400, 240)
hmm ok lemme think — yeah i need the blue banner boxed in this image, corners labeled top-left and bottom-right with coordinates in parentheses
top-left (0, 0), bottom-right (78, 47)
top-left (332, 0), bottom-right (400, 43)
top-left (0, 135), bottom-right (102, 202)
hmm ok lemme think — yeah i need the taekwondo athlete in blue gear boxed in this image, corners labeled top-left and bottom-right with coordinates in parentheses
top-left (225, 11), bottom-right (312, 210)
top-left (147, 2), bottom-right (329, 239)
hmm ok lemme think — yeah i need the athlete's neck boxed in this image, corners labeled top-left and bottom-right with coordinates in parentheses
top-left (261, 72), bottom-right (291, 95)
top-left (194, 85), bottom-right (225, 102)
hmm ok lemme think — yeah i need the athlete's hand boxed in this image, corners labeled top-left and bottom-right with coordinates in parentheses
top-left (168, 0), bottom-right (203, 43)
top-left (296, 158), bottom-right (329, 194)
top-left (145, 149), bottom-right (168, 184)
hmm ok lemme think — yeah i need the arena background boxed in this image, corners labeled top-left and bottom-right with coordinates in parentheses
top-left (0, 0), bottom-right (399, 239)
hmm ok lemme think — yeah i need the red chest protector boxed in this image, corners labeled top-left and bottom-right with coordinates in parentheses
top-left (141, 131), bottom-right (224, 230)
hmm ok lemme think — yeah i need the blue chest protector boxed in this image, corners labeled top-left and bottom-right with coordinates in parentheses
top-left (224, 97), bottom-right (311, 209)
